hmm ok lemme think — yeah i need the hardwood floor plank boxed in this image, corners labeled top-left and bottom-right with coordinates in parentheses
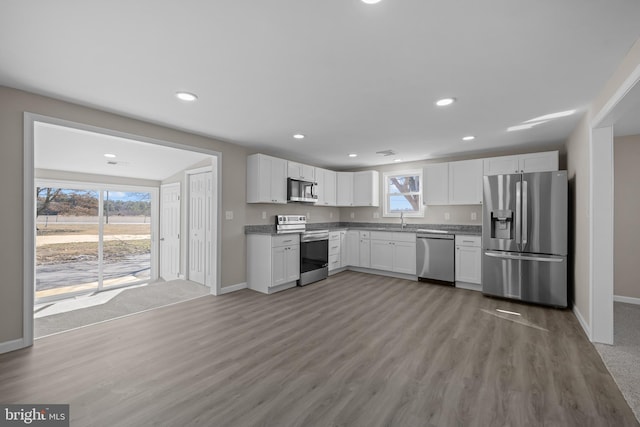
top-left (0, 271), bottom-right (637, 426)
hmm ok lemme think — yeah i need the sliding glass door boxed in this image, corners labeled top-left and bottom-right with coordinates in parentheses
top-left (36, 183), bottom-right (155, 303)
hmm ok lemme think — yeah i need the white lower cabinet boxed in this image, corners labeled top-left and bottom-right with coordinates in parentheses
top-left (247, 234), bottom-right (300, 294)
top-left (345, 230), bottom-right (360, 267)
top-left (359, 231), bottom-right (371, 268)
top-left (328, 230), bottom-right (346, 272)
top-left (455, 235), bottom-right (481, 286)
top-left (370, 232), bottom-right (416, 275)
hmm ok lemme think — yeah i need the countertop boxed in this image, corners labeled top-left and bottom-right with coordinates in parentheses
top-left (245, 222), bottom-right (481, 236)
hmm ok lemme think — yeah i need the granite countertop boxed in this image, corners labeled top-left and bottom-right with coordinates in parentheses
top-left (245, 222), bottom-right (481, 236)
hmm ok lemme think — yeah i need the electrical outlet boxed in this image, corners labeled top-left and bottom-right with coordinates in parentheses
top-left (350, 212), bottom-right (355, 219)
top-left (444, 212), bottom-right (450, 221)
top-left (306, 212), bottom-right (311, 220)
top-left (471, 212), bottom-right (477, 221)
top-left (261, 211), bottom-right (267, 220)
top-left (225, 211), bottom-right (234, 220)
top-left (329, 212), bottom-right (333, 219)
top-left (373, 212), bottom-right (380, 219)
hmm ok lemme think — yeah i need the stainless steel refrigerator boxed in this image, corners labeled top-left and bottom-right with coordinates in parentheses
top-left (482, 171), bottom-right (568, 307)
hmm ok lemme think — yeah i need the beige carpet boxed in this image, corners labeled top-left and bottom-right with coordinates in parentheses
top-left (594, 302), bottom-right (640, 423)
top-left (34, 279), bottom-right (211, 338)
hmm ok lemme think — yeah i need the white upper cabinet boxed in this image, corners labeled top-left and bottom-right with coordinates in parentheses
top-left (448, 159), bottom-right (483, 205)
top-left (246, 154), bottom-right (287, 204)
top-left (423, 163), bottom-right (449, 205)
top-left (336, 172), bottom-right (354, 206)
top-left (287, 161), bottom-right (316, 181)
top-left (353, 171), bottom-right (380, 207)
top-left (483, 151), bottom-right (558, 175)
top-left (316, 168), bottom-right (337, 206)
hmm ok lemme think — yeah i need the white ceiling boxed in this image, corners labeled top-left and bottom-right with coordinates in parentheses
top-left (35, 122), bottom-right (212, 181)
top-left (2, 1), bottom-right (640, 169)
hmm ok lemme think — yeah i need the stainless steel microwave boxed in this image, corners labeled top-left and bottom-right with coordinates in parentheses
top-left (287, 178), bottom-right (317, 203)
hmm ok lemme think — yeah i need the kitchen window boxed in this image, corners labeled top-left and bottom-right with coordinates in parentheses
top-left (383, 170), bottom-right (424, 217)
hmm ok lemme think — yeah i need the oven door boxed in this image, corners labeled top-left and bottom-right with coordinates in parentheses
top-left (299, 233), bottom-right (328, 286)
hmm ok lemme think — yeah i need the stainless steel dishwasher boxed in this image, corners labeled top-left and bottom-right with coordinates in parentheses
top-left (416, 231), bottom-right (455, 284)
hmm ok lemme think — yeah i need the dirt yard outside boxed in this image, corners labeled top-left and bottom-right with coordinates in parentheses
top-left (36, 223), bottom-right (151, 265)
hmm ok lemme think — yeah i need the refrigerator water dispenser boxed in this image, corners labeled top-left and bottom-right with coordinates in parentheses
top-left (490, 210), bottom-right (513, 240)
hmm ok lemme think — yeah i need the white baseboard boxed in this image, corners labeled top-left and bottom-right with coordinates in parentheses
top-left (614, 295), bottom-right (640, 305)
top-left (0, 337), bottom-right (29, 355)
top-left (572, 302), bottom-right (592, 340)
top-left (347, 267), bottom-right (417, 282)
top-left (220, 282), bottom-right (247, 294)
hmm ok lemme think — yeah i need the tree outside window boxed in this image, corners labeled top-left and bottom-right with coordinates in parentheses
top-left (383, 170), bottom-right (424, 217)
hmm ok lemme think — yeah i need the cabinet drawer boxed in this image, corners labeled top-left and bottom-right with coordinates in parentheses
top-left (329, 253), bottom-right (341, 270)
top-left (392, 232), bottom-right (416, 242)
top-left (329, 242), bottom-right (341, 256)
top-left (272, 234), bottom-right (300, 248)
top-left (455, 235), bottom-right (481, 247)
top-left (329, 231), bottom-right (341, 241)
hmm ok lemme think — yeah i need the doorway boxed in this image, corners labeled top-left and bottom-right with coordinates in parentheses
top-left (186, 168), bottom-right (216, 288)
top-left (24, 113), bottom-right (222, 347)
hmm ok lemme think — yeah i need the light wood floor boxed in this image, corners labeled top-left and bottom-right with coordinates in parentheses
top-left (1, 271), bottom-right (637, 427)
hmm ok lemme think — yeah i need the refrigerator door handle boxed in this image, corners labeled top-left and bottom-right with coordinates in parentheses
top-left (484, 251), bottom-right (564, 263)
top-left (515, 181), bottom-right (522, 246)
top-left (522, 180), bottom-right (528, 247)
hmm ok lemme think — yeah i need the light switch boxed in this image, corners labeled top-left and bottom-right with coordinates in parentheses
top-left (444, 212), bottom-right (450, 220)
top-left (329, 212), bottom-right (333, 219)
top-left (471, 212), bottom-right (477, 221)
top-left (261, 211), bottom-right (267, 220)
top-left (373, 212), bottom-right (380, 219)
top-left (225, 211), bottom-right (234, 220)
top-left (350, 212), bottom-right (355, 219)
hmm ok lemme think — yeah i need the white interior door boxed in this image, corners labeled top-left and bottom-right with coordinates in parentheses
top-left (160, 183), bottom-right (181, 281)
top-left (188, 172), bottom-right (208, 285)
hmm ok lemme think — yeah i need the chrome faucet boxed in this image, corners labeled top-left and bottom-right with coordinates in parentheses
top-left (400, 212), bottom-right (406, 230)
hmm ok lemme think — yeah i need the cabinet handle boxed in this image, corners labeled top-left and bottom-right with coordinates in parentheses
top-left (283, 239), bottom-right (293, 243)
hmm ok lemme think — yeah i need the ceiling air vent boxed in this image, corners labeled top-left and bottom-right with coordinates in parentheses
top-left (376, 150), bottom-right (396, 156)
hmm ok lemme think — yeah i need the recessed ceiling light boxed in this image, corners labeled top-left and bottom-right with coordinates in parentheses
top-left (394, 159), bottom-right (402, 162)
top-left (293, 134), bottom-right (305, 139)
top-left (175, 91), bottom-right (198, 102)
top-left (362, 0), bottom-right (382, 4)
top-left (462, 136), bottom-right (475, 141)
top-left (435, 97), bottom-right (456, 107)
top-left (104, 153), bottom-right (116, 158)
top-left (348, 153), bottom-right (358, 158)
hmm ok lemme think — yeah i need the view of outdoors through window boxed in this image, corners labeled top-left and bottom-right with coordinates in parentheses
top-left (386, 172), bottom-right (422, 214)
top-left (36, 187), bottom-right (152, 302)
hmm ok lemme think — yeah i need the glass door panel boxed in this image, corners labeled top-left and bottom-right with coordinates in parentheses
top-left (36, 187), bottom-right (100, 301)
top-left (101, 191), bottom-right (152, 290)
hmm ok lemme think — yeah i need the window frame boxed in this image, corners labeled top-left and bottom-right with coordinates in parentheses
top-left (382, 169), bottom-right (424, 218)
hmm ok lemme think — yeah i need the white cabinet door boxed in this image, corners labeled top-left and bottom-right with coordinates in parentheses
top-left (247, 154), bottom-right (287, 204)
top-left (271, 246), bottom-right (287, 287)
top-left (370, 239), bottom-right (393, 271)
top-left (288, 161), bottom-right (315, 181)
top-left (448, 159), bottom-right (483, 204)
top-left (285, 245), bottom-right (300, 283)
top-left (345, 230), bottom-right (360, 266)
top-left (393, 241), bottom-right (416, 274)
top-left (518, 151), bottom-right (558, 173)
top-left (483, 155), bottom-right (520, 176)
top-left (316, 168), bottom-right (337, 206)
top-left (455, 245), bottom-right (481, 284)
top-left (337, 172), bottom-right (354, 206)
top-left (423, 163), bottom-right (449, 205)
top-left (359, 237), bottom-right (371, 268)
top-left (353, 171), bottom-right (380, 207)
top-left (339, 231), bottom-right (347, 267)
